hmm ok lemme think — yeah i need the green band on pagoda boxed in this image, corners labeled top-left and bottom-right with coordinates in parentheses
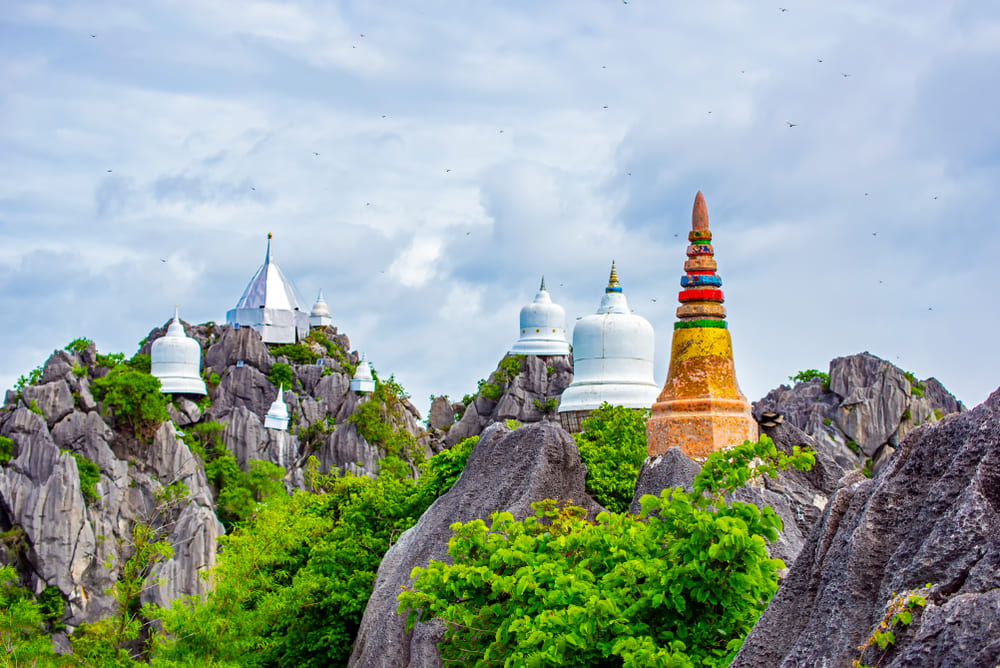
top-left (674, 319), bottom-right (728, 330)
top-left (692, 240), bottom-right (712, 245)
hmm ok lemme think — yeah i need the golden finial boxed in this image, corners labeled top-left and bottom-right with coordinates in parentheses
top-left (608, 261), bottom-right (620, 289)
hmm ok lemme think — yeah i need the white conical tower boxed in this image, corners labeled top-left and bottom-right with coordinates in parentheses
top-left (557, 262), bottom-right (659, 432)
top-left (264, 384), bottom-right (289, 431)
top-left (509, 276), bottom-right (570, 356)
top-left (350, 354), bottom-right (376, 393)
top-left (151, 307), bottom-right (207, 395)
top-left (226, 234), bottom-right (310, 343)
top-left (309, 289), bottom-right (332, 329)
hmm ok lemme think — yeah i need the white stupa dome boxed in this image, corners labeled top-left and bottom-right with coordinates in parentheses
top-left (350, 354), bottom-right (375, 393)
top-left (226, 234), bottom-right (310, 344)
top-left (309, 289), bottom-right (332, 329)
top-left (151, 308), bottom-right (207, 395)
top-left (509, 276), bottom-right (570, 356)
top-left (558, 262), bottom-right (659, 432)
top-left (264, 384), bottom-right (289, 431)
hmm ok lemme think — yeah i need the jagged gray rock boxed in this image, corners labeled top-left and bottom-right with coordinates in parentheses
top-left (428, 395), bottom-right (453, 431)
top-left (22, 380), bottom-right (74, 429)
top-left (349, 422), bottom-right (604, 668)
top-left (203, 325), bottom-right (274, 375)
top-left (755, 352), bottom-right (964, 470)
top-left (733, 388), bottom-right (1000, 668)
top-left (444, 354), bottom-right (572, 447)
top-left (629, 447), bottom-right (701, 513)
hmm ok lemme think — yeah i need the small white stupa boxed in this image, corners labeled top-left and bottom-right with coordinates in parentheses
top-left (264, 384), bottom-right (289, 431)
top-left (558, 262), bottom-right (660, 432)
top-left (350, 354), bottom-right (376, 393)
top-left (226, 234), bottom-right (309, 344)
top-left (151, 307), bottom-right (207, 395)
top-left (509, 276), bottom-right (570, 356)
top-left (309, 289), bottom-right (332, 329)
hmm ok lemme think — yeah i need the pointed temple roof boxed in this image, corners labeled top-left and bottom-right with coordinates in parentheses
top-left (675, 192), bottom-right (727, 329)
top-left (233, 233), bottom-right (303, 312)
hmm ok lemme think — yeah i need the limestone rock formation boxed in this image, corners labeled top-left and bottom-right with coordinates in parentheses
top-left (442, 354), bottom-right (573, 447)
top-left (349, 422), bottom-right (604, 668)
top-left (754, 352), bottom-right (964, 472)
top-left (732, 388), bottom-right (1000, 668)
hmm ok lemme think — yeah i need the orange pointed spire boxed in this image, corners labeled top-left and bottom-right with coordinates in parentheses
top-left (692, 191), bottom-right (709, 230)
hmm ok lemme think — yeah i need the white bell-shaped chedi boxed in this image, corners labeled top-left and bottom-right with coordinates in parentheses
top-left (151, 307), bottom-right (207, 395)
top-left (509, 276), bottom-right (570, 356)
top-left (226, 234), bottom-right (309, 344)
top-left (350, 354), bottom-right (376, 393)
top-left (558, 262), bottom-right (659, 433)
top-left (264, 384), bottom-right (290, 431)
top-left (309, 289), bottom-right (332, 329)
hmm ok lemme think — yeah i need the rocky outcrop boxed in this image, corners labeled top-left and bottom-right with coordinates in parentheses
top-left (0, 348), bottom-right (224, 626)
top-left (443, 354), bottom-right (573, 447)
top-left (349, 422), bottom-right (604, 668)
top-left (733, 388), bottom-right (1000, 668)
top-left (754, 352), bottom-right (964, 472)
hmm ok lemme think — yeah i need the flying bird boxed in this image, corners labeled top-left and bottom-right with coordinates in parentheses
top-left (786, 121), bottom-right (798, 127)
top-left (842, 73), bottom-right (851, 77)
top-left (872, 232), bottom-right (877, 237)
top-left (251, 186), bottom-right (255, 191)
top-left (160, 259), bottom-right (167, 263)
top-left (817, 58), bottom-right (823, 62)
top-left (90, 33), bottom-right (97, 37)
top-left (107, 169), bottom-right (112, 172)
top-left (381, 114), bottom-right (386, 118)
top-left (360, 33), bottom-right (365, 37)
top-left (932, 195), bottom-right (938, 200)
top-left (601, 65), bottom-right (607, 69)
top-left (365, 202), bottom-right (370, 206)
top-left (865, 192), bottom-right (870, 196)
top-left (603, 105), bottom-right (609, 109)
top-left (779, 7), bottom-right (788, 12)
top-left (499, 129), bottom-right (504, 133)
top-left (445, 168), bottom-right (452, 173)
top-left (313, 152), bottom-right (319, 156)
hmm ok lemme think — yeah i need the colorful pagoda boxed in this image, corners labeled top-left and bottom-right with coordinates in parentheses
top-left (645, 192), bottom-right (757, 461)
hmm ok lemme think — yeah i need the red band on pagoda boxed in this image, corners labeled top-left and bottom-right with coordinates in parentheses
top-left (678, 289), bottom-right (724, 302)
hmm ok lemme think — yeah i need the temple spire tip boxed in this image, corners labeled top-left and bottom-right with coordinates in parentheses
top-left (692, 191), bottom-right (709, 231)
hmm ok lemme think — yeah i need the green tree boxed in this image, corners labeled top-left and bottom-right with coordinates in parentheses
top-left (0, 564), bottom-right (60, 666)
top-left (154, 438), bottom-right (478, 668)
top-left (399, 436), bottom-right (814, 668)
top-left (91, 367), bottom-right (169, 440)
top-left (573, 403), bottom-right (649, 513)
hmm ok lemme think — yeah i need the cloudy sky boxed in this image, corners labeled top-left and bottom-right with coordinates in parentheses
top-left (2, 0), bottom-right (998, 418)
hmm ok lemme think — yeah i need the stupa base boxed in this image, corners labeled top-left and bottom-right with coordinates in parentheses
top-left (646, 398), bottom-right (758, 462)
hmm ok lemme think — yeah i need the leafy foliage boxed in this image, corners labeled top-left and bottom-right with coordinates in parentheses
top-left (179, 421), bottom-right (284, 532)
top-left (398, 435), bottom-right (815, 668)
top-left (91, 366), bottom-right (169, 440)
top-left (854, 585), bottom-right (930, 667)
top-left (127, 353), bottom-right (152, 374)
top-left (789, 368), bottom-right (830, 389)
top-left (347, 373), bottom-right (420, 463)
top-left (36, 586), bottom-right (65, 632)
top-left (477, 355), bottom-right (526, 402)
top-left (155, 439), bottom-right (478, 668)
top-left (0, 564), bottom-right (59, 666)
top-left (0, 436), bottom-right (11, 466)
top-left (70, 452), bottom-right (102, 503)
top-left (533, 397), bottom-right (558, 414)
top-left (267, 362), bottom-right (294, 390)
top-left (573, 403), bottom-right (649, 513)
top-left (65, 337), bottom-right (94, 354)
top-left (270, 342), bottom-right (319, 365)
top-left (902, 371), bottom-right (925, 398)
top-left (13, 366), bottom-right (43, 394)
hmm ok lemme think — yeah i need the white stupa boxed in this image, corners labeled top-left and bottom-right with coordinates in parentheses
top-left (151, 307), bottom-right (207, 395)
top-left (226, 234), bottom-right (309, 344)
top-left (509, 276), bottom-right (570, 356)
top-left (309, 289), bottom-right (332, 329)
top-left (264, 384), bottom-right (289, 431)
top-left (558, 262), bottom-right (659, 433)
top-left (350, 354), bottom-right (376, 393)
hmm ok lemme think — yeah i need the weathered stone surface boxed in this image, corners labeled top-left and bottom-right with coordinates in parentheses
top-left (629, 447), bottom-right (701, 514)
top-left (41, 350), bottom-right (75, 384)
top-left (203, 325), bottom-right (274, 375)
top-left (22, 380), bottom-right (74, 429)
top-left (428, 396), bottom-right (453, 430)
top-left (349, 422), bottom-right (604, 668)
top-left (755, 353), bottom-right (965, 469)
top-left (443, 354), bottom-right (572, 448)
top-left (733, 388), bottom-right (1000, 668)
top-left (208, 365), bottom-right (276, 422)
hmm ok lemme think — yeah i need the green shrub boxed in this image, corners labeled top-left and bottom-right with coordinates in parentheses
top-left (789, 369), bottom-right (830, 389)
top-left (478, 378), bottom-right (503, 401)
top-left (846, 439), bottom-right (861, 455)
top-left (90, 366), bottom-right (169, 440)
top-left (70, 453), bottom-right (101, 503)
top-left (268, 362), bottom-right (294, 390)
top-left (934, 408), bottom-right (943, 421)
top-left (270, 342), bottom-right (319, 365)
top-left (497, 354), bottom-right (525, 382)
top-left (14, 366), bottom-right (42, 393)
top-left (574, 403), bottom-right (649, 513)
top-left (127, 353), bottom-right (151, 373)
top-left (0, 436), bottom-right (12, 466)
top-left (71, 363), bottom-right (87, 378)
top-left (348, 374), bottom-right (420, 463)
top-left (398, 435), bottom-right (815, 667)
top-left (95, 352), bottom-right (126, 369)
top-left (0, 564), bottom-right (59, 665)
top-left (36, 585), bottom-right (65, 631)
top-left (823, 417), bottom-right (832, 427)
top-left (155, 441), bottom-right (477, 667)
top-left (64, 337), bottom-right (93, 354)
top-left (902, 371), bottom-right (925, 398)
top-left (901, 408), bottom-right (912, 421)
top-left (27, 400), bottom-right (43, 416)
top-left (533, 397), bottom-right (558, 414)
